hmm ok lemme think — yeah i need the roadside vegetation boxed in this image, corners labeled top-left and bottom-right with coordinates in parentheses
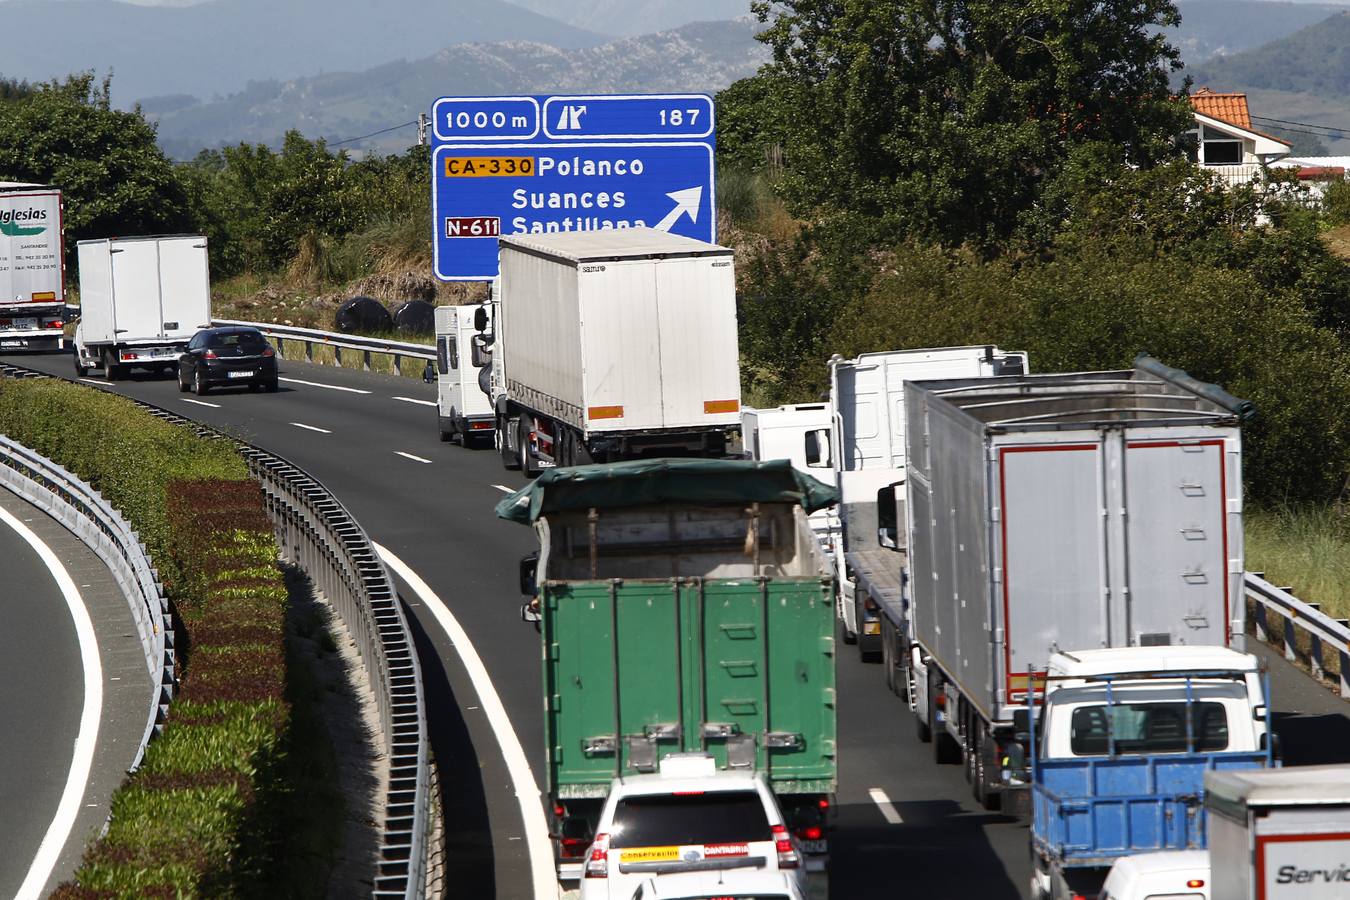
top-left (0, 377), bottom-right (345, 896)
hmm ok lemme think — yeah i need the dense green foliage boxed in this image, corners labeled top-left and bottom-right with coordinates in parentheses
top-left (0, 74), bottom-right (194, 264)
top-left (0, 379), bottom-right (343, 896)
top-left (726, 0), bottom-right (1192, 245)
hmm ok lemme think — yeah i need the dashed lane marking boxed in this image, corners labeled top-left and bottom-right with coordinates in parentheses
top-left (278, 376), bottom-right (371, 395)
top-left (491, 484), bottom-right (514, 493)
top-left (291, 422), bottom-right (332, 434)
top-left (393, 396), bottom-right (437, 407)
top-left (181, 398), bottom-right (221, 408)
top-left (869, 787), bottom-right (903, 825)
top-left (395, 451), bottom-right (433, 464)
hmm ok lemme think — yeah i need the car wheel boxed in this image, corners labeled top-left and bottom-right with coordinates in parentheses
top-left (247, 382), bottom-right (260, 392)
top-left (193, 367), bottom-right (209, 395)
top-left (177, 366), bottom-right (190, 392)
top-left (265, 378), bottom-right (278, 393)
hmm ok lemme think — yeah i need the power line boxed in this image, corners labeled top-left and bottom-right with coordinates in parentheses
top-left (328, 119), bottom-right (419, 148)
top-left (1250, 114), bottom-right (1349, 137)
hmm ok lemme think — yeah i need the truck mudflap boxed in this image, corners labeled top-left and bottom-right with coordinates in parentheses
top-left (1032, 749), bottom-right (1271, 868)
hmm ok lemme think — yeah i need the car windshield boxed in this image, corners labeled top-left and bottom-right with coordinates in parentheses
top-left (1070, 701), bottom-right (1228, 755)
top-left (208, 331), bottom-right (267, 351)
top-left (610, 791), bottom-right (772, 848)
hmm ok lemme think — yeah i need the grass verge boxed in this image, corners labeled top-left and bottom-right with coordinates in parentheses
top-left (1246, 504), bottom-right (1350, 618)
top-left (0, 377), bottom-right (345, 896)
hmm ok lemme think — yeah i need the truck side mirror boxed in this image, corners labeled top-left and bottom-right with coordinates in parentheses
top-left (473, 306), bottom-right (488, 332)
top-left (519, 552), bottom-right (539, 596)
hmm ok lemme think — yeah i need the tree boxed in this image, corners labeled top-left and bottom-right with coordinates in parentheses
top-left (737, 0), bottom-right (1193, 245)
top-left (0, 73), bottom-right (193, 257)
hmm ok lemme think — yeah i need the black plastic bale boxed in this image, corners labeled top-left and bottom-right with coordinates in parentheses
top-left (392, 300), bottom-right (436, 335)
top-left (335, 296), bottom-right (393, 333)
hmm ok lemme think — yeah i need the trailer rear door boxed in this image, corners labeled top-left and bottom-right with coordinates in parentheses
top-left (653, 255), bottom-right (740, 430)
top-left (156, 237), bottom-right (210, 341)
top-left (109, 239), bottom-right (163, 339)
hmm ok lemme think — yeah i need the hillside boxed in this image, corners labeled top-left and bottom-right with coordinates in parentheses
top-left (1189, 11), bottom-right (1350, 152)
top-left (1170, 1), bottom-right (1346, 62)
top-left (150, 18), bottom-right (768, 158)
top-left (506, 0), bottom-right (753, 35)
top-left (0, 0), bottom-right (602, 105)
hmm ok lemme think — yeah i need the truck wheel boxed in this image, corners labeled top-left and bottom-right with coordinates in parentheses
top-left (931, 680), bottom-right (961, 765)
top-left (73, 351), bottom-right (88, 377)
top-left (498, 415), bottom-right (520, 471)
top-left (882, 623), bottom-right (897, 695)
top-left (518, 418), bottom-right (539, 477)
top-left (102, 350), bottom-right (119, 382)
top-left (972, 721), bottom-right (999, 810)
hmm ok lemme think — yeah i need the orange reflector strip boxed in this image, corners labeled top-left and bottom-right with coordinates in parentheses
top-left (704, 399), bottom-right (740, 414)
top-left (588, 405), bottom-right (624, 420)
top-left (31, 292), bottom-right (56, 301)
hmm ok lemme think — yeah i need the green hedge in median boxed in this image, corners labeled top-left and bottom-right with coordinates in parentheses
top-left (0, 377), bottom-right (342, 897)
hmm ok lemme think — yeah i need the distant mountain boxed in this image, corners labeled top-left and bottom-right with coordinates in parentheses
top-left (0, 0), bottom-right (603, 105)
top-left (505, 0), bottom-right (754, 36)
top-left (1189, 12), bottom-right (1350, 152)
top-left (150, 18), bottom-right (768, 159)
top-left (1170, 1), bottom-right (1344, 62)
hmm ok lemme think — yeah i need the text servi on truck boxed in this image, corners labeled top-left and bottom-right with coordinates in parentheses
top-left (0, 183), bottom-right (67, 352)
top-left (889, 356), bottom-right (1267, 825)
top-left (495, 459), bottom-right (838, 887)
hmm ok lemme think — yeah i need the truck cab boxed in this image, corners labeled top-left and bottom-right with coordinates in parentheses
top-left (434, 303), bottom-right (494, 446)
top-left (740, 403), bottom-right (841, 567)
top-left (1029, 646), bottom-right (1273, 900)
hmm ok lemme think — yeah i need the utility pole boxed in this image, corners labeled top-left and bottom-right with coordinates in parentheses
top-left (417, 113), bottom-right (429, 147)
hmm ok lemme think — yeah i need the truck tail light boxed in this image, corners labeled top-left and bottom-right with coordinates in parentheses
top-left (120, 351), bottom-right (137, 361)
top-left (46, 319), bottom-right (63, 329)
top-left (559, 835), bottom-right (589, 859)
top-left (817, 797), bottom-right (830, 810)
top-left (1187, 880), bottom-right (1205, 888)
top-left (772, 824), bottom-right (800, 869)
top-left (584, 833), bottom-right (609, 878)
top-left (796, 825), bottom-right (823, 840)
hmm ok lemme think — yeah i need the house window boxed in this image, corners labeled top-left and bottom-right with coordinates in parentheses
top-left (1202, 125), bottom-right (1243, 166)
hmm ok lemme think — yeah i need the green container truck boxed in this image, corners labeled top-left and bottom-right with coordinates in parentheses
top-left (497, 459), bottom-right (840, 879)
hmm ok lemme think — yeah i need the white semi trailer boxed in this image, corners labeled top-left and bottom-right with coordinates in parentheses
top-left (902, 356), bottom-right (1256, 813)
top-left (487, 227), bottom-right (742, 473)
top-left (0, 182), bottom-right (66, 352)
top-left (73, 235), bottom-right (211, 380)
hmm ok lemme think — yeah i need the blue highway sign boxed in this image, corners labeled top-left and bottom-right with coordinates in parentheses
top-left (430, 94), bottom-right (716, 281)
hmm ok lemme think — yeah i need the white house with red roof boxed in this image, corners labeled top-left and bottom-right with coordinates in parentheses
top-left (1186, 88), bottom-right (1292, 186)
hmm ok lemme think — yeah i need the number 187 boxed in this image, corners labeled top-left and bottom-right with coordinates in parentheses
top-left (659, 108), bottom-right (700, 128)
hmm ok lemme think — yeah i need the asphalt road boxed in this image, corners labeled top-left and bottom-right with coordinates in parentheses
top-left (6, 350), bottom-right (1350, 899)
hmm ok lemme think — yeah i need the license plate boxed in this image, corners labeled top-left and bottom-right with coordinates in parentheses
top-left (13, 318), bottom-right (36, 330)
top-left (227, 370), bottom-right (253, 379)
top-left (800, 839), bottom-right (827, 854)
top-left (147, 348), bottom-right (176, 359)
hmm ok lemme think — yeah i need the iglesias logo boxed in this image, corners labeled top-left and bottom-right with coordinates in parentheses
top-left (0, 206), bottom-right (49, 237)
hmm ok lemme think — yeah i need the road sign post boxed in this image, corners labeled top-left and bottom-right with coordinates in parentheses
top-left (430, 94), bottom-right (716, 281)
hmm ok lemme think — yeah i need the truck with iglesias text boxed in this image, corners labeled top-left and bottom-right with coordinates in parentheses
top-left (0, 183), bottom-right (67, 352)
top-left (482, 227), bottom-right (741, 472)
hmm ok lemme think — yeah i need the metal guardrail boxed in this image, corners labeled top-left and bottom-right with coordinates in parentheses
top-left (0, 361), bottom-right (433, 898)
top-left (212, 319), bottom-right (435, 376)
top-left (0, 432), bottom-right (173, 772)
top-left (1246, 571), bottom-right (1350, 697)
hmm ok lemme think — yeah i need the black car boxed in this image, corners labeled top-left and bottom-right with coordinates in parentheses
top-left (178, 326), bottom-right (279, 395)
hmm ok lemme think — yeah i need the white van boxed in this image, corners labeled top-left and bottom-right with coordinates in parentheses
top-left (1099, 850), bottom-right (1210, 900)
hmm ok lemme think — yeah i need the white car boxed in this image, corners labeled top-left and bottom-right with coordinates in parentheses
top-left (1099, 850), bottom-right (1210, 900)
top-left (627, 870), bottom-right (806, 900)
top-left (578, 754), bottom-right (807, 900)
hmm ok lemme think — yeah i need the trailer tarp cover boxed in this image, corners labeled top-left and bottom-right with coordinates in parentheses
top-left (495, 458), bottom-right (839, 524)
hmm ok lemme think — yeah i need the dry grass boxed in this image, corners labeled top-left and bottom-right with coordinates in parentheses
top-left (1322, 225), bottom-right (1350, 263)
top-left (1246, 504), bottom-right (1350, 618)
top-left (275, 338), bottom-right (430, 381)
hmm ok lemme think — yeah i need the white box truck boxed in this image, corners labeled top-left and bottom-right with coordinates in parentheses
top-left (741, 402), bottom-right (841, 568)
top-left (1206, 766), bottom-right (1350, 900)
top-left (487, 227), bottom-right (741, 473)
top-left (827, 346), bottom-right (1028, 661)
top-left (903, 356), bottom-right (1255, 814)
top-left (434, 303), bottom-right (495, 446)
top-left (0, 182), bottom-right (66, 352)
top-left (73, 235), bottom-right (211, 380)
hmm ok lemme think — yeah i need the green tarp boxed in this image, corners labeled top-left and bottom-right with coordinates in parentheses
top-left (494, 457), bottom-right (840, 524)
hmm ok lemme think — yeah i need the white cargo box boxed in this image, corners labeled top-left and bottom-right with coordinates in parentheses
top-left (497, 228), bottom-right (740, 435)
top-left (1207, 766), bottom-right (1350, 900)
top-left (77, 235), bottom-right (210, 346)
top-left (0, 183), bottom-right (64, 308)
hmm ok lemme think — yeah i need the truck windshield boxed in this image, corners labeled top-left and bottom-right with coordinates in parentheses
top-left (1070, 701), bottom-right (1228, 755)
top-left (610, 791), bottom-right (772, 848)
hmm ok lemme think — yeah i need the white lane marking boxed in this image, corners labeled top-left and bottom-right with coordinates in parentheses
top-left (78, 378), bottom-right (112, 387)
top-left (393, 396), bottom-right (437, 407)
top-left (291, 422), bottom-right (332, 434)
top-left (0, 505), bottom-right (103, 900)
top-left (181, 398), bottom-right (221, 408)
top-left (278, 376), bottom-right (371, 395)
top-left (374, 543), bottom-right (555, 900)
top-left (491, 484), bottom-right (514, 494)
top-left (395, 451), bottom-right (433, 464)
top-left (869, 787), bottom-right (903, 825)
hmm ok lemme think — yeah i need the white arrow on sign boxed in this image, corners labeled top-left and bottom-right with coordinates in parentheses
top-left (652, 186), bottom-right (703, 232)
